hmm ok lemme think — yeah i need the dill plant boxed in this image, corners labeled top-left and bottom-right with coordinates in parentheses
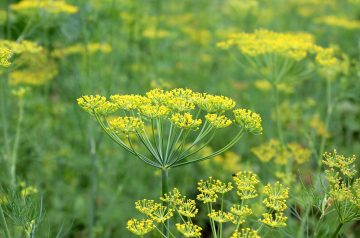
top-left (78, 88), bottom-right (262, 237)
top-left (217, 29), bottom-right (338, 145)
top-left (125, 171), bottom-right (289, 237)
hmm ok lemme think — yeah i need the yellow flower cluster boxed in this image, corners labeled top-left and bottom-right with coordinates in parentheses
top-left (77, 95), bottom-right (116, 115)
top-left (252, 139), bottom-right (311, 165)
top-left (205, 114), bottom-right (232, 128)
top-left (178, 199), bottom-right (199, 218)
top-left (108, 117), bottom-right (145, 134)
top-left (78, 88), bottom-right (262, 134)
top-left (128, 172), bottom-right (290, 237)
top-left (231, 228), bottom-right (261, 238)
top-left (196, 94), bottom-right (236, 113)
top-left (52, 43), bottom-right (112, 57)
top-left (11, 0), bottom-right (78, 14)
top-left (217, 29), bottom-right (338, 67)
top-left (310, 114), bottom-right (330, 138)
top-left (208, 210), bottom-right (234, 223)
top-left (316, 16), bottom-right (360, 30)
top-left (260, 181), bottom-right (289, 228)
top-left (126, 219), bottom-right (155, 236)
top-left (171, 113), bottom-right (202, 130)
top-left (197, 177), bottom-right (233, 203)
top-left (176, 222), bottom-right (202, 237)
top-left (323, 150), bottom-right (359, 204)
top-left (0, 47), bottom-right (11, 67)
top-left (230, 205), bottom-right (252, 225)
top-left (0, 40), bottom-right (42, 54)
top-left (233, 109), bottom-right (263, 134)
top-left (233, 171), bottom-right (259, 200)
top-left (134, 199), bottom-right (173, 222)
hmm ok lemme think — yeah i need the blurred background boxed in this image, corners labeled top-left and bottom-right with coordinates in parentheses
top-left (0, 0), bottom-right (359, 237)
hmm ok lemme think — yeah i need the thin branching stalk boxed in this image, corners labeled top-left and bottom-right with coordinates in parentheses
top-left (0, 204), bottom-right (11, 238)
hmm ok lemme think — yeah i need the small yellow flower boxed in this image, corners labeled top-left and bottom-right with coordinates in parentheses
top-left (110, 94), bottom-right (149, 111)
top-left (108, 116), bottom-right (144, 134)
top-left (208, 210), bottom-right (234, 223)
top-left (176, 222), bottom-right (202, 237)
top-left (205, 114), bottom-right (232, 128)
top-left (0, 47), bottom-right (11, 67)
top-left (323, 150), bottom-right (357, 178)
top-left (11, 0), bottom-right (78, 14)
top-left (233, 109), bottom-right (263, 134)
top-left (231, 228), bottom-right (261, 238)
top-left (196, 94), bottom-right (236, 113)
top-left (77, 95), bottom-right (116, 115)
top-left (170, 113), bottom-right (202, 130)
top-left (126, 219), bottom-right (155, 236)
top-left (230, 205), bottom-right (252, 224)
top-left (135, 199), bottom-right (158, 216)
top-left (149, 204), bottom-right (173, 223)
top-left (262, 181), bottom-right (289, 212)
top-left (260, 212), bottom-right (287, 228)
top-left (178, 199), bottom-right (198, 218)
top-left (233, 171), bottom-right (259, 200)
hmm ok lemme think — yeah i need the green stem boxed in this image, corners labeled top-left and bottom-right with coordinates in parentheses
top-left (273, 84), bottom-right (284, 145)
top-left (162, 168), bottom-right (169, 238)
top-left (0, 204), bottom-right (11, 238)
top-left (318, 78), bottom-right (332, 170)
top-left (10, 98), bottom-right (24, 188)
top-left (331, 223), bottom-right (343, 238)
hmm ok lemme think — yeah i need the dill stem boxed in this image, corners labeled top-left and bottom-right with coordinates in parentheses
top-left (0, 204), bottom-right (11, 238)
top-left (318, 78), bottom-right (332, 170)
top-left (332, 223), bottom-right (343, 238)
top-left (162, 168), bottom-right (169, 238)
top-left (272, 84), bottom-right (284, 145)
top-left (10, 98), bottom-right (24, 188)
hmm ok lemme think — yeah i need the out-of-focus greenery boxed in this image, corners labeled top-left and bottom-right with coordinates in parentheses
top-left (0, 0), bottom-right (359, 237)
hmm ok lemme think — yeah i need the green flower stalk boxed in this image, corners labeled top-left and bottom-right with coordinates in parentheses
top-left (78, 88), bottom-right (262, 237)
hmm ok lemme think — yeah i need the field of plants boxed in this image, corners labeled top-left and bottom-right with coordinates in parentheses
top-left (1, 0), bottom-right (360, 237)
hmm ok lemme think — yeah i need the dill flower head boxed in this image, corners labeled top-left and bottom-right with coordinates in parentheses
top-left (231, 228), bottom-right (261, 238)
top-left (110, 94), bottom-right (149, 111)
top-left (77, 95), bottom-right (116, 115)
top-left (149, 204), bottom-right (173, 223)
top-left (217, 29), bottom-right (337, 67)
top-left (287, 143), bottom-right (311, 164)
top-left (0, 40), bottom-right (42, 54)
top-left (208, 210), bottom-right (234, 223)
top-left (323, 150), bottom-right (357, 178)
top-left (260, 212), bottom-right (287, 228)
top-left (139, 104), bottom-right (170, 118)
top-left (233, 171), bottom-right (259, 200)
top-left (176, 222), bottom-right (202, 237)
top-left (11, 0), bottom-right (79, 15)
top-left (126, 219), bottom-right (155, 236)
top-left (0, 47), bottom-right (11, 67)
top-left (230, 205), bottom-right (253, 225)
top-left (262, 182), bottom-right (289, 212)
top-left (108, 116), bottom-right (144, 134)
top-left (233, 109), bottom-right (263, 134)
top-left (316, 16), bottom-right (360, 30)
top-left (160, 188), bottom-right (183, 206)
top-left (205, 114), bottom-right (232, 128)
top-left (198, 177), bottom-right (233, 194)
top-left (178, 199), bottom-right (198, 218)
top-left (135, 199), bottom-right (158, 216)
top-left (196, 94), bottom-right (236, 113)
top-left (170, 113), bottom-right (202, 130)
